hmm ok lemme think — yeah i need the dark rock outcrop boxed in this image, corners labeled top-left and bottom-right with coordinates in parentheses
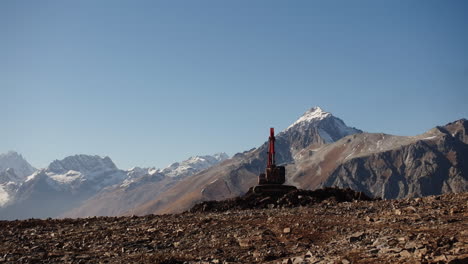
top-left (190, 187), bottom-right (373, 213)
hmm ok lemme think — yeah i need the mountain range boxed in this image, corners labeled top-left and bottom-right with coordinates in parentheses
top-left (127, 107), bottom-right (467, 215)
top-left (0, 107), bottom-right (466, 219)
top-left (0, 152), bottom-right (228, 219)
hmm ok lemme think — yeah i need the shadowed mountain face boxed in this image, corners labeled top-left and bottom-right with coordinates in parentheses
top-left (314, 120), bottom-right (468, 199)
top-left (130, 117), bottom-right (468, 216)
top-left (288, 119), bottom-right (467, 199)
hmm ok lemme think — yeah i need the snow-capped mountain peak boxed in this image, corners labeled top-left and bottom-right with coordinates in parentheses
top-left (1, 152), bottom-right (229, 218)
top-left (20, 155), bottom-right (126, 192)
top-left (286, 106), bottom-right (332, 130)
top-left (119, 153), bottom-right (229, 189)
top-left (278, 107), bottom-right (362, 153)
top-left (212, 152), bottom-right (229, 161)
top-left (161, 153), bottom-right (229, 178)
top-left (0, 151), bottom-right (36, 180)
top-left (125, 166), bottom-right (159, 180)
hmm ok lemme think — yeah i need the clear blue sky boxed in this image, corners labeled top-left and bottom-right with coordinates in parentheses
top-left (1, 1), bottom-right (467, 169)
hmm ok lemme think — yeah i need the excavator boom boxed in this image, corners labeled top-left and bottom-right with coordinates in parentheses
top-left (267, 127), bottom-right (275, 167)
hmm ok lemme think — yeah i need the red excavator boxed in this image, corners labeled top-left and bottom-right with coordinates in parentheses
top-left (254, 128), bottom-right (296, 194)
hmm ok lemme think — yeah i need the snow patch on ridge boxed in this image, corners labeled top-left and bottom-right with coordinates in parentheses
top-left (47, 170), bottom-right (83, 184)
top-left (25, 173), bottom-right (38, 182)
top-left (120, 153), bottom-right (229, 188)
top-left (161, 153), bottom-right (229, 178)
top-left (0, 185), bottom-right (9, 206)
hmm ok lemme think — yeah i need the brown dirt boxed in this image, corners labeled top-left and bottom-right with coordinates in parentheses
top-left (0, 192), bottom-right (467, 264)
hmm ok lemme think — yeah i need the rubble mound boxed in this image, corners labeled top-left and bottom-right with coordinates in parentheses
top-left (190, 187), bottom-right (373, 212)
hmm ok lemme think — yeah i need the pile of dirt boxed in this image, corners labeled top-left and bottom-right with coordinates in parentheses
top-left (190, 187), bottom-right (374, 213)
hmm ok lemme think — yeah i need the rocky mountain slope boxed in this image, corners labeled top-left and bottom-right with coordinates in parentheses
top-left (288, 119), bottom-right (468, 199)
top-left (0, 192), bottom-right (466, 263)
top-left (129, 107), bottom-right (362, 215)
top-left (129, 110), bottom-right (467, 216)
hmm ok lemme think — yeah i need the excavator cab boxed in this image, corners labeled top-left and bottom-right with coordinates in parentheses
top-left (265, 165), bottom-right (285, 184)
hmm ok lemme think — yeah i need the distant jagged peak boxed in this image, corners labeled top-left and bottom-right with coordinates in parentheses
top-left (278, 106), bottom-right (362, 150)
top-left (0, 151), bottom-right (28, 162)
top-left (299, 106), bottom-right (331, 120)
top-left (303, 106), bottom-right (331, 118)
top-left (126, 166), bottom-right (159, 180)
top-left (165, 153), bottom-right (229, 167)
top-left (211, 152), bottom-right (230, 161)
top-left (0, 151), bottom-right (36, 179)
top-left (127, 166), bottom-right (157, 174)
top-left (47, 154), bottom-right (117, 174)
top-left (184, 152), bottom-right (229, 164)
top-left (286, 106), bottom-right (332, 130)
top-left (161, 152), bottom-right (230, 178)
top-left (0, 151), bottom-right (22, 158)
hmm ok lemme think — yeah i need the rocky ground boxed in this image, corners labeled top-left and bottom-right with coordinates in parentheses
top-left (190, 187), bottom-right (373, 213)
top-left (0, 190), bottom-right (467, 264)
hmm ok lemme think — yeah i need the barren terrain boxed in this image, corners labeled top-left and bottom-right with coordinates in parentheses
top-left (1, 192), bottom-right (467, 264)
